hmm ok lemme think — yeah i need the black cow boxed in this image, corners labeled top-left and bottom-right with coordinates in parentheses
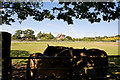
top-left (26, 45), bottom-right (108, 79)
top-left (26, 51), bottom-right (73, 79)
top-left (26, 53), bottom-right (53, 80)
top-left (43, 44), bottom-right (73, 56)
top-left (55, 48), bottom-right (108, 78)
top-left (86, 49), bottom-right (108, 77)
top-left (43, 45), bottom-right (74, 79)
top-left (26, 45), bottom-right (73, 80)
top-left (53, 48), bottom-right (87, 79)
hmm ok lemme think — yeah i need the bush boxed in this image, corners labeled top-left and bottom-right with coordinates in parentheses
top-left (10, 50), bottom-right (30, 57)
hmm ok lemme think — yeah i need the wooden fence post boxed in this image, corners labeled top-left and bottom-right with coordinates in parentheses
top-left (0, 32), bottom-right (2, 79)
top-left (1, 32), bottom-right (11, 80)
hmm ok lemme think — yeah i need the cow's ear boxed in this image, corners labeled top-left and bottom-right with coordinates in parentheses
top-left (83, 47), bottom-right (86, 50)
top-left (47, 44), bottom-right (49, 47)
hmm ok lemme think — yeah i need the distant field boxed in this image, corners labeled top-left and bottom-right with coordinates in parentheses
top-left (11, 41), bottom-right (119, 55)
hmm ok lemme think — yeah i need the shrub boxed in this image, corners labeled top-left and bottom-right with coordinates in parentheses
top-left (10, 50), bottom-right (29, 57)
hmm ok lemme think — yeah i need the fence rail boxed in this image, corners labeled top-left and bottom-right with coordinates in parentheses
top-left (10, 55), bottom-right (120, 59)
top-left (9, 55), bottom-right (120, 80)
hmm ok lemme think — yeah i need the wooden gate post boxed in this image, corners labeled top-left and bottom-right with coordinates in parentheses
top-left (1, 32), bottom-right (11, 80)
top-left (0, 32), bottom-right (2, 79)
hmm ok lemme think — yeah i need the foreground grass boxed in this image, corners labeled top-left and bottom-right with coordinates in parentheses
top-left (11, 41), bottom-right (119, 55)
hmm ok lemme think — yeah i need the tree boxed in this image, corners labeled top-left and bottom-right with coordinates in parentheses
top-left (47, 32), bottom-right (54, 39)
top-left (22, 29), bottom-right (35, 40)
top-left (23, 29), bottom-right (34, 35)
top-left (12, 30), bottom-right (23, 40)
top-left (2, 2), bottom-right (119, 25)
top-left (104, 36), bottom-right (108, 38)
top-left (37, 31), bottom-right (42, 38)
top-left (66, 36), bottom-right (72, 40)
top-left (72, 38), bottom-right (76, 41)
top-left (12, 29), bottom-right (35, 40)
top-left (115, 35), bottom-right (120, 37)
top-left (37, 32), bottom-right (54, 40)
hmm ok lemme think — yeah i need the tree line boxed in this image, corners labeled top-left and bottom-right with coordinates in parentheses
top-left (12, 29), bottom-right (120, 42)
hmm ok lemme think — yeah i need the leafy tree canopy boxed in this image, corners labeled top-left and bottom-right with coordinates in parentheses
top-left (2, 1), bottom-right (120, 25)
top-left (37, 31), bottom-right (54, 40)
top-left (23, 29), bottom-right (34, 35)
top-left (12, 29), bottom-right (35, 40)
top-left (66, 36), bottom-right (72, 40)
top-left (12, 30), bottom-right (23, 39)
top-left (22, 29), bottom-right (35, 39)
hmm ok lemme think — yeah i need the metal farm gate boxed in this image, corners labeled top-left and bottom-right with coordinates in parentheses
top-left (9, 56), bottom-right (120, 80)
top-left (1, 32), bottom-right (120, 80)
top-left (8, 56), bottom-right (120, 80)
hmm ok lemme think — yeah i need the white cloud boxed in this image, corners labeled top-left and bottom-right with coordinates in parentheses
top-left (0, 25), bottom-right (17, 35)
top-left (74, 33), bottom-right (86, 38)
top-left (22, 27), bottom-right (34, 31)
top-left (64, 27), bottom-right (83, 38)
top-left (64, 26), bottom-right (98, 38)
top-left (46, 23), bottom-right (53, 27)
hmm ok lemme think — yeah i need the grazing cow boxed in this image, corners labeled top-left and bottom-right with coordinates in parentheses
top-left (43, 44), bottom-right (73, 56)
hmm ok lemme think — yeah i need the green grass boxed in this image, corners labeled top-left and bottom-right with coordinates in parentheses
top-left (11, 41), bottom-right (119, 55)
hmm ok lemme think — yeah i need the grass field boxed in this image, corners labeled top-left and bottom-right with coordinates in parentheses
top-left (11, 41), bottom-right (119, 55)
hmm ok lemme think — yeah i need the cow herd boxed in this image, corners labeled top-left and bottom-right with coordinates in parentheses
top-left (26, 44), bottom-right (108, 80)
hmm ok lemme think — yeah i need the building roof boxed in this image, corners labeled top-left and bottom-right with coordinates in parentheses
top-left (56, 33), bottom-right (65, 38)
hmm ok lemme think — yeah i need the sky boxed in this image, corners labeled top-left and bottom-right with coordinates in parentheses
top-left (0, 2), bottom-right (119, 38)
